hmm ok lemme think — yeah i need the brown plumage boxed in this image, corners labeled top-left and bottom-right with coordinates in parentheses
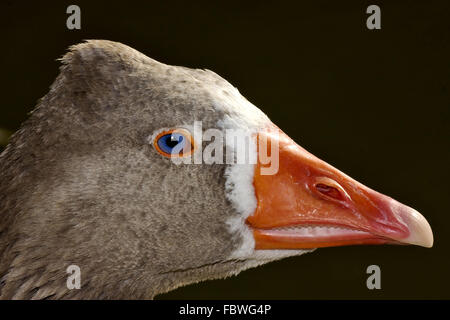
top-left (0, 40), bottom-right (278, 299)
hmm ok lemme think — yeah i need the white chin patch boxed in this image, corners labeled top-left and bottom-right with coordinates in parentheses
top-left (224, 161), bottom-right (257, 259)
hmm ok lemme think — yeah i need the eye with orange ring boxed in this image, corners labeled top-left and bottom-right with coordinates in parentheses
top-left (153, 129), bottom-right (196, 158)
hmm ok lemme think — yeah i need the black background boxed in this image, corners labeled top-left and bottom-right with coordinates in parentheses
top-left (0, 1), bottom-right (449, 299)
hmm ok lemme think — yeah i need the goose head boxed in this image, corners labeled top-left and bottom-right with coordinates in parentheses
top-left (0, 40), bottom-right (433, 299)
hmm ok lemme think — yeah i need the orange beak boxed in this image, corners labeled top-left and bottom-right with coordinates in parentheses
top-left (248, 127), bottom-right (433, 249)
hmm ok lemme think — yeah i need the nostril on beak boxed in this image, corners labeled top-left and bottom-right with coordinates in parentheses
top-left (312, 176), bottom-right (351, 202)
top-left (315, 183), bottom-right (344, 201)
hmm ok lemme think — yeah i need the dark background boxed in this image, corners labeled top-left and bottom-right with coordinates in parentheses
top-left (1, 1), bottom-right (449, 299)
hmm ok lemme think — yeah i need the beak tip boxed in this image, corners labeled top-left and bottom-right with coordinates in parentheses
top-left (402, 208), bottom-right (434, 248)
top-left (411, 225), bottom-right (434, 248)
top-left (387, 199), bottom-right (433, 248)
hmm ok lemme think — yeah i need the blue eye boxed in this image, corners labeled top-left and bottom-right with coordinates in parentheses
top-left (157, 133), bottom-right (184, 154)
top-left (154, 129), bottom-right (195, 157)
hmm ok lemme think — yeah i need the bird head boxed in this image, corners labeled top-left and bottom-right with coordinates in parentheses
top-left (0, 40), bottom-right (432, 299)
